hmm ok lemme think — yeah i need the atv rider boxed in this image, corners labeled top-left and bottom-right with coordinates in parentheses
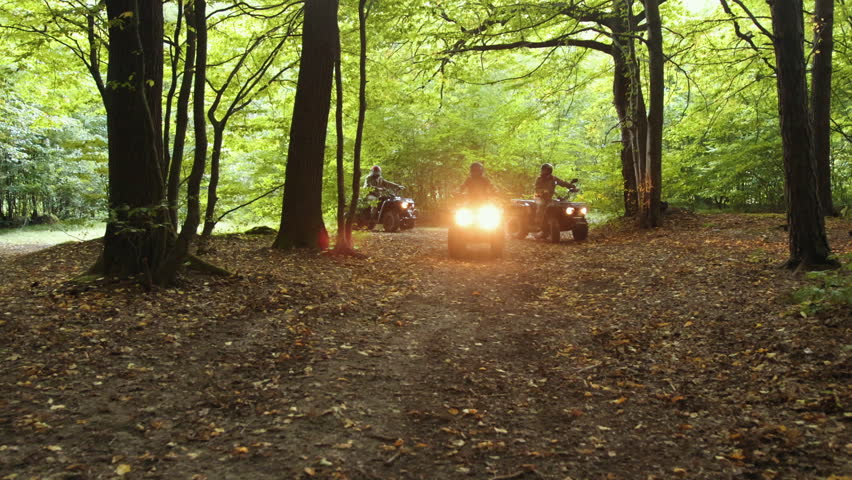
top-left (363, 165), bottom-right (403, 192)
top-left (363, 165), bottom-right (403, 218)
top-left (534, 163), bottom-right (574, 236)
top-left (458, 162), bottom-right (497, 200)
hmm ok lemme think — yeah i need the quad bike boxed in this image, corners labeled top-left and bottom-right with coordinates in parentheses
top-left (505, 179), bottom-right (589, 243)
top-left (352, 189), bottom-right (416, 232)
top-left (448, 196), bottom-right (505, 258)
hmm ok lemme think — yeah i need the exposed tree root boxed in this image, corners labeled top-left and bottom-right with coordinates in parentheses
top-left (784, 257), bottom-right (842, 273)
top-left (187, 254), bottom-right (232, 276)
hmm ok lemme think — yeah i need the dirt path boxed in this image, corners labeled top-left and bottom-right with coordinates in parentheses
top-left (0, 215), bottom-right (850, 480)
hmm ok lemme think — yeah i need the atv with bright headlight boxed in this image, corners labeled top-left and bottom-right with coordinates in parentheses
top-left (448, 197), bottom-right (505, 258)
top-left (505, 179), bottom-right (589, 243)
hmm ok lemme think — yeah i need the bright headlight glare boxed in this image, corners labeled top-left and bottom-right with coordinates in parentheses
top-left (401, 201), bottom-right (409, 209)
top-left (455, 208), bottom-right (474, 227)
top-left (566, 207), bottom-right (575, 215)
top-left (477, 205), bottom-right (502, 230)
top-left (580, 207), bottom-right (588, 215)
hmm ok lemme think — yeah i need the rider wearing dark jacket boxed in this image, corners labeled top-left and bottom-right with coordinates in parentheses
top-left (363, 165), bottom-right (402, 192)
top-left (362, 165), bottom-right (403, 218)
top-left (459, 162), bottom-right (496, 199)
top-left (535, 163), bottom-right (573, 199)
top-left (534, 163), bottom-right (573, 235)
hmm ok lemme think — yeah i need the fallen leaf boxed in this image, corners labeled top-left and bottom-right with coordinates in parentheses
top-left (728, 450), bottom-right (746, 460)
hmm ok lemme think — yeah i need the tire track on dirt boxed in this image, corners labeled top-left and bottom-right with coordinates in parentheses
top-left (296, 230), bottom-right (606, 478)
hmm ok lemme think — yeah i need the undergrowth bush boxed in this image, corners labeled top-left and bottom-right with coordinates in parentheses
top-left (793, 253), bottom-right (852, 316)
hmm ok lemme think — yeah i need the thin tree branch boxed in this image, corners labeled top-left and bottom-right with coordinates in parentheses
top-left (214, 184), bottom-right (284, 224)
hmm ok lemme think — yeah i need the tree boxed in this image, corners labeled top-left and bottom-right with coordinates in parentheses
top-left (156, 0), bottom-right (208, 284)
top-left (810, 0), bottom-right (836, 217)
top-left (0, 1), bottom-right (109, 108)
top-left (93, 0), bottom-right (171, 280)
top-left (334, 0), bottom-right (369, 252)
top-left (165, 0), bottom-right (197, 230)
top-left (433, 1), bottom-right (661, 221)
top-left (273, 0), bottom-right (339, 250)
top-left (614, 0), bottom-right (649, 220)
top-left (201, 16), bottom-right (299, 243)
top-left (767, 0), bottom-right (835, 270)
top-left (640, 0), bottom-right (664, 228)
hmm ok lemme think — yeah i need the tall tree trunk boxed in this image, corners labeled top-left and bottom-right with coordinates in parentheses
top-left (155, 0), bottom-right (208, 284)
top-left (621, 0), bottom-right (650, 223)
top-left (346, 0), bottom-right (369, 244)
top-left (94, 0), bottom-right (170, 281)
top-left (273, 0), bottom-right (339, 250)
top-left (333, 55), bottom-right (349, 250)
top-left (768, 0), bottom-right (834, 270)
top-left (642, 0), bottom-right (664, 228)
top-left (810, 0), bottom-right (836, 217)
top-left (163, 0), bottom-right (183, 223)
top-left (200, 125), bottom-right (223, 240)
top-left (611, 10), bottom-right (639, 217)
top-left (167, 0), bottom-right (197, 230)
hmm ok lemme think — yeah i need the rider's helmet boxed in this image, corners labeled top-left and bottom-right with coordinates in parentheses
top-left (370, 165), bottom-right (382, 176)
top-left (540, 163), bottom-right (553, 175)
top-left (470, 162), bottom-right (484, 177)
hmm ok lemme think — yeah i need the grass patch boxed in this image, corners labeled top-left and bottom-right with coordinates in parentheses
top-left (0, 222), bottom-right (105, 246)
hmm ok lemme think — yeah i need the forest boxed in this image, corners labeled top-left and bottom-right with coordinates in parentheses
top-left (0, 1), bottom-right (848, 238)
top-left (1, 0), bottom-right (851, 479)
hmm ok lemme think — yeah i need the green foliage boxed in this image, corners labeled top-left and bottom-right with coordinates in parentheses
top-left (0, 73), bottom-right (106, 220)
top-left (0, 0), bottom-right (850, 228)
top-left (793, 254), bottom-right (852, 316)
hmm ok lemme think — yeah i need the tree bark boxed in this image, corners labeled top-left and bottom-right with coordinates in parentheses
top-left (620, 0), bottom-right (650, 223)
top-left (810, 0), bottom-right (836, 217)
top-left (333, 55), bottom-right (349, 250)
top-left (273, 0), bottom-right (339, 250)
top-left (642, 0), bottom-right (664, 228)
top-left (200, 126), bottom-right (223, 240)
top-left (155, 0), bottom-right (208, 284)
top-left (347, 0), bottom-right (369, 245)
top-left (611, 7), bottom-right (639, 217)
top-left (768, 0), bottom-right (834, 269)
top-left (163, 0), bottom-right (183, 219)
top-left (95, 0), bottom-right (171, 280)
top-left (166, 0), bottom-right (197, 230)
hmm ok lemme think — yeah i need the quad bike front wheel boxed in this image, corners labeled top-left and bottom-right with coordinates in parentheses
top-left (505, 217), bottom-right (528, 239)
top-left (490, 232), bottom-right (505, 258)
top-left (382, 210), bottom-right (400, 232)
top-left (448, 228), bottom-right (466, 258)
top-left (572, 224), bottom-right (588, 241)
top-left (548, 217), bottom-right (561, 243)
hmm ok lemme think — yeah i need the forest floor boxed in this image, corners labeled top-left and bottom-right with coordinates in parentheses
top-left (1, 213), bottom-right (850, 480)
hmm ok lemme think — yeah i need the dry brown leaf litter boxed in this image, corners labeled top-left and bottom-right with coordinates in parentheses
top-left (1, 213), bottom-right (850, 480)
